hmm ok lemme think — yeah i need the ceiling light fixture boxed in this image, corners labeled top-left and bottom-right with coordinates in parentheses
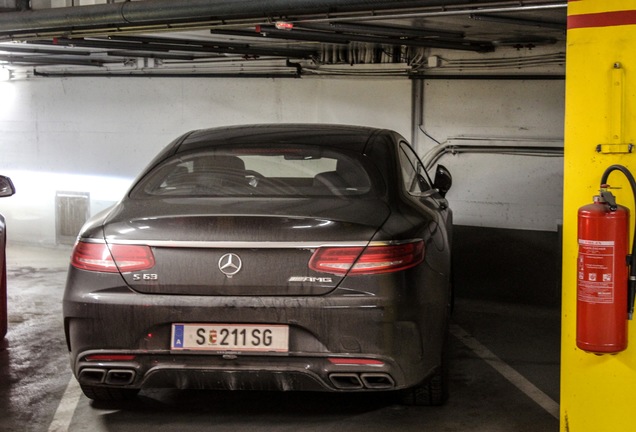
top-left (275, 21), bottom-right (294, 31)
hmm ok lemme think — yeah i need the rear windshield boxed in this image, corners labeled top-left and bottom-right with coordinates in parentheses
top-left (131, 145), bottom-right (380, 198)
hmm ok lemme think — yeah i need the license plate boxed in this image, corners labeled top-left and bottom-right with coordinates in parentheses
top-left (171, 323), bottom-right (289, 352)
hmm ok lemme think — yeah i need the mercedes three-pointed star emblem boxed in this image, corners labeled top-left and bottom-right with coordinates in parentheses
top-left (218, 253), bottom-right (242, 278)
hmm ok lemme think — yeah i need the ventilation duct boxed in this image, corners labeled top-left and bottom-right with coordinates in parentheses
top-left (55, 191), bottom-right (89, 245)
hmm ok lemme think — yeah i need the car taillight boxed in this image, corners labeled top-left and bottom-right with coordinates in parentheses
top-left (308, 240), bottom-right (424, 275)
top-left (71, 242), bottom-right (155, 273)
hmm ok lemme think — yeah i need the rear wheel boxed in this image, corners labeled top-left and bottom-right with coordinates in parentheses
top-left (401, 366), bottom-right (448, 406)
top-left (401, 321), bottom-right (450, 406)
top-left (80, 384), bottom-right (139, 401)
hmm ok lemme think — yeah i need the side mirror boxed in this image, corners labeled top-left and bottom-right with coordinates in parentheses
top-left (433, 165), bottom-right (452, 198)
top-left (0, 176), bottom-right (15, 198)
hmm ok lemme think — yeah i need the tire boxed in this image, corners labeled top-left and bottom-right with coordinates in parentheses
top-left (80, 384), bottom-right (139, 402)
top-left (401, 367), bottom-right (448, 406)
top-left (401, 322), bottom-right (450, 406)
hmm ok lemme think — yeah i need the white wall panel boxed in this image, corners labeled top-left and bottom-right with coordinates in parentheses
top-left (422, 80), bottom-right (565, 138)
top-left (0, 77), bottom-right (411, 245)
top-left (419, 79), bottom-right (565, 232)
top-left (0, 76), bottom-right (564, 244)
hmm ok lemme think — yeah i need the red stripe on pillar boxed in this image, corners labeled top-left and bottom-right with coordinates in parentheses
top-left (568, 10), bottom-right (636, 30)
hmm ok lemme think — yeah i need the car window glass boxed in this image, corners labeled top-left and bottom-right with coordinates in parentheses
top-left (242, 155), bottom-right (336, 177)
top-left (398, 143), bottom-right (432, 195)
top-left (132, 145), bottom-right (377, 198)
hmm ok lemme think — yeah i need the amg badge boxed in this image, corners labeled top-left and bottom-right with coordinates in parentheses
top-left (288, 276), bottom-right (333, 283)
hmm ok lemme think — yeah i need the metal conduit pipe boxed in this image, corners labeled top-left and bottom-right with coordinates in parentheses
top-left (215, 26), bottom-right (493, 53)
top-left (0, 0), bottom-right (505, 34)
top-left (31, 71), bottom-right (302, 79)
top-left (422, 142), bottom-right (563, 170)
top-left (304, 2), bottom-right (566, 24)
top-left (0, 1), bottom-right (566, 39)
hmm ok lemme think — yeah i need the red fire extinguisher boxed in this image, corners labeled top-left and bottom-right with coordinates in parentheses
top-left (577, 164), bottom-right (636, 354)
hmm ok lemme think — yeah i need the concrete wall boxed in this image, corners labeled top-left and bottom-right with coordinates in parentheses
top-left (0, 77), bottom-right (411, 245)
top-left (416, 79), bottom-right (565, 306)
top-left (419, 79), bottom-right (565, 232)
top-left (0, 75), bottom-right (564, 246)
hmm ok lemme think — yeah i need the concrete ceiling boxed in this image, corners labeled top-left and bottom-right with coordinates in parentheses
top-left (0, 0), bottom-right (566, 79)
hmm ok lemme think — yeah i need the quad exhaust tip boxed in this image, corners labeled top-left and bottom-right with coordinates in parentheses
top-left (106, 369), bottom-right (136, 385)
top-left (329, 372), bottom-right (395, 390)
top-left (361, 373), bottom-right (395, 389)
top-left (78, 368), bottom-right (106, 385)
top-left (329, 373), bottom-right (364, 389)
top-left (79, 368), bottom-right (135, 386)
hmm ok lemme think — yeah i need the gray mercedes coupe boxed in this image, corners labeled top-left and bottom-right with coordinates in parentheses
top-left (63, 124), bottom-right (453, 405)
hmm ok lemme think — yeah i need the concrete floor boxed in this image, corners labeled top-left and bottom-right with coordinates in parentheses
top-left (1, 243), bottom-right (560, 432)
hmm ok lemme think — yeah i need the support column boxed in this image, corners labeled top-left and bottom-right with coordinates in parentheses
top-left (563, 1), bottom-right (636, 430)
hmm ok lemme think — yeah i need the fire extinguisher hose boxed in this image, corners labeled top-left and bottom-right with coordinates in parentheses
top-left (601, 164), bottom-right (636, 319)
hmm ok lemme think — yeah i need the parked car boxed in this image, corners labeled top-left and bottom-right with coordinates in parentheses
top-left (1, 175), bottom-right (16, 346)
top-left (63, 124), bottom-right (453, 405)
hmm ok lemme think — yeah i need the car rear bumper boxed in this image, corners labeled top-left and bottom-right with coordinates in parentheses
top-left (64, 271), bottom-right (444, 392)
top-left (73, 350), bottom-right (406, 392)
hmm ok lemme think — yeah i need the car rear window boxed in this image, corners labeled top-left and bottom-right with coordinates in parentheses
top-left (131, 145), bottom-right (379, 198)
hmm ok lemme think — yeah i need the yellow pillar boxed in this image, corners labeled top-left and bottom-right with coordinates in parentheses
top-left (563, 1), bottom-right (636, 430)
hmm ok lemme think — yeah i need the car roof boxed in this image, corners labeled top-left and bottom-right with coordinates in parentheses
top-left (175, 123), bottom-right (389, 154)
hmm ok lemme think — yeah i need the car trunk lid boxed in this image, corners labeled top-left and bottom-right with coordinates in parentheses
top-left (102, 198), bottom-right (389, 296)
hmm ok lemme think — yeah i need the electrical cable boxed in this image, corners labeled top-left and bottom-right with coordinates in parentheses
top-left (600, 164), bottom-right (636, 320)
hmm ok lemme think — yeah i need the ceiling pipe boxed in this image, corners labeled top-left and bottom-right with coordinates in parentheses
top-left (215, 26), bottom-right (493, 53)
top-left (299, 22), bottom-right (466, 40)
top-left (33, 36), bottom-right (318, 59)
top-left (469, 14), bottom-right (565, 30)
top-left (0, 0), bottom-right (497, 35)
top-left (0, 1), bottom-right (566, 40)
top-left (300, 2), bottom-right (566, 24)
top-left (32, 71), bottom-right (302, 79)
top-left (213, 28), bottom-right (351, 46)
top-left (0, 54), bottom-right (106, 66)
top-left (0, 44), bottom-right (92, 56)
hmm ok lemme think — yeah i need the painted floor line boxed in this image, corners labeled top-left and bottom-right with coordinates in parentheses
top-left (450, 324), bottom-right (560, 420)
top-left (48, 376), bottom-right (81, 432)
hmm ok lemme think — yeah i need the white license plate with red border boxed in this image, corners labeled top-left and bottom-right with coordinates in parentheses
top-left (171, 323), bottom-right (289, 352)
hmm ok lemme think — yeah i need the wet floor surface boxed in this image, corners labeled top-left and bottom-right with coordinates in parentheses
top-left (1, 244), bottom-right (560, 432)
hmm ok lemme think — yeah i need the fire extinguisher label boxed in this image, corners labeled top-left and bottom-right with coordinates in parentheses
top-left (578, 239), bottom-right (615, 303)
